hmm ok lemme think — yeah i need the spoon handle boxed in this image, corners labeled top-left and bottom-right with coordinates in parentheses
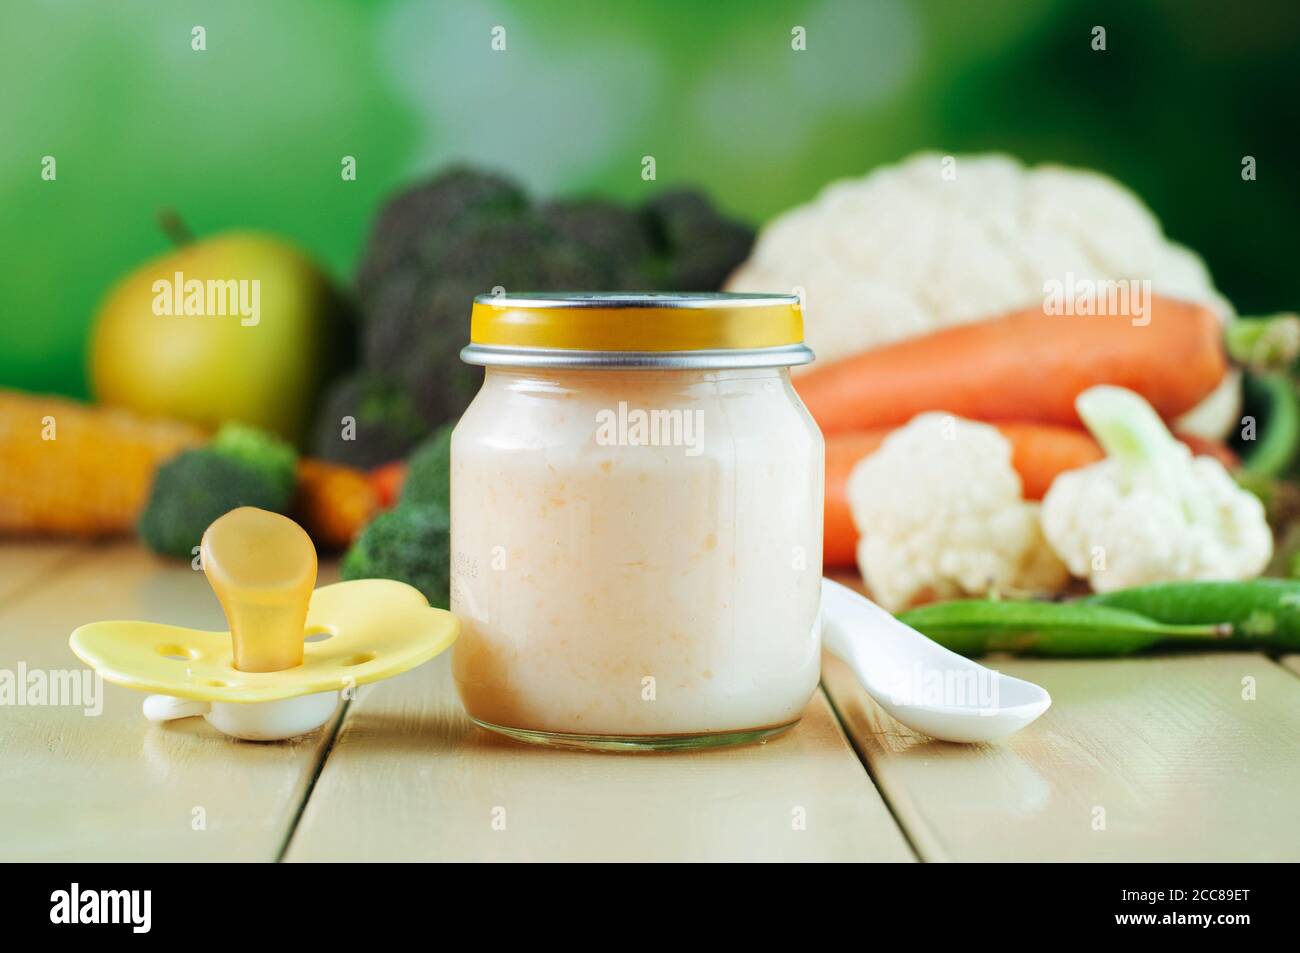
top-left (820, 577), bottom-right (922, 692)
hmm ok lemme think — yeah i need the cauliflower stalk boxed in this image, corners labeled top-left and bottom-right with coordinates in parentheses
top-left (1041, 386), bottom-right (1272, 592)
top-left (846, 413), bottom-right (1067, 611)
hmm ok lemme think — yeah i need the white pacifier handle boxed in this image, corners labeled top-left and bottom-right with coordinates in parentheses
top-left (142, 691), bottom-right (339, 741)
top-left (143, 695), bottom-right (211, 722)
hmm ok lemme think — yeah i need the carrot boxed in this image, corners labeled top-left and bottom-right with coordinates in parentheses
top-left (369, 461), bottom-right (407, 509)
top-left (295, 459), bottom-right (380, 550)
top-left (824, 431), bottom-right (890, 566)
top-left (823, 423), bottom-right (1235, 568)
top-left (796, 295), bottom-right (1227, 436)
top-left (1178, 433), bottom-right (1239, 469)
top-left (993, 422), bottom-right (1104, 499)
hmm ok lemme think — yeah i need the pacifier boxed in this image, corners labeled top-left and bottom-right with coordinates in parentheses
top-left (70, 507), bottom-right (458, 740)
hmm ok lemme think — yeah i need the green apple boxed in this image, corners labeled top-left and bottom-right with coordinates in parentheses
top-left (90, 230), bottom-right (350, 443)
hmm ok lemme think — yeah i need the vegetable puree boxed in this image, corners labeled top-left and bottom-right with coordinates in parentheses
top-left (450, 365), bottom-right (823, 740)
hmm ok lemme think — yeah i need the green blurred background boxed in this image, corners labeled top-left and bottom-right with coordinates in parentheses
top-left (3, 0), bottom-right (1298, 398)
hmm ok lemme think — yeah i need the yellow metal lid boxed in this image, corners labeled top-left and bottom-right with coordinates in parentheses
top-left (463, 292), bottom-right (813, 369)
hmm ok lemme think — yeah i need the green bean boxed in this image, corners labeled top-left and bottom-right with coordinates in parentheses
top-left (896, 600), bottom-right (1228, 658)
top-left (1084, 579), bottom-right (1300, 650)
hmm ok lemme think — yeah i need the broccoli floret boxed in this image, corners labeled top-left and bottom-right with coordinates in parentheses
top-left (426, 213), bottom-right (614, 290)
top-left (363, 212), bottom-right (613, 430)
top-left (137, 449), bottom-right (293, 559)
top-left (356, 167), bottom-right (528, 304)
top-left (310, 371), bottom-right (434, 468)
top-left (321, 167), bottom-right (757, 464)
top-left (347, 169), bottom-right (538, 441)
top-left (209, 423), bottom-right (298, 499)
top-left (340, 503), bottom-right (451, 607)
top-left (138, 425), bottom-right (298, 559)
top-left (642, 190), bottom-right (755, 290)
top-left (540, 199), bottom-right (655, 287)
top-left (400, 423), bottom-right (453, 508)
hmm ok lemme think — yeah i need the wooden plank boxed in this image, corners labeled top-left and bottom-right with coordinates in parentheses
top-left (284, 652), bottom-right (916, 862)
top-left (0, 539), bottom-right (89, 606)
top-left (823, 650), bottom-right (1300, 861)
top-left (0, 542), bottom-right (342, 861)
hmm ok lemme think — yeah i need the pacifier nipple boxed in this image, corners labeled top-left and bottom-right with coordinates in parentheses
top-left (201, 507), bottom-right (317, 673)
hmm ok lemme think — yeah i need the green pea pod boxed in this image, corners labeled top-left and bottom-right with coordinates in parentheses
top-left (1084, 579), bottom-right (1300, 650)
top-left (1233, 372), bottom-right (1300, 478)
top-left (897, 600), bottom-right (1227, 658)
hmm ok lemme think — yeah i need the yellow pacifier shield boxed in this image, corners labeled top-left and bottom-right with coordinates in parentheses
top-left (70, 580), bottom-right (458, 703)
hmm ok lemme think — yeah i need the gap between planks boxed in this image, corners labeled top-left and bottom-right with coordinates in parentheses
top-left (822, 650), bottom-right (1300, 861)
top-left (283, 653), bottom-right (916, 862)
top-left (18, 547), bottom-right (1294, 861)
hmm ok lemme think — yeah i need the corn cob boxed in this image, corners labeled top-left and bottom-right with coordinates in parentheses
top-left (0, 389), bottom-right (207, 537)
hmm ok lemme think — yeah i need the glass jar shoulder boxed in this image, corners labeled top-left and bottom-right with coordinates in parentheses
top-left (453, 366), bottom-right (821, 462)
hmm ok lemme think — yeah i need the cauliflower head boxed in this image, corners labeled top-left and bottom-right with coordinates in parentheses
top-left (1041, 387), bottom-right (1272, 592)
top-left (846, 413), bottom-right (1067, 611)
top-left (727, 152), bottom-right (1232, 363)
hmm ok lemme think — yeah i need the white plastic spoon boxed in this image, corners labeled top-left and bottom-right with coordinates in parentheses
top-left (820, 578), bottom-right (1050, 743)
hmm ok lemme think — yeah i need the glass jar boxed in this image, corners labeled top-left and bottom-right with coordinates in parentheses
top-left (450, 293), bottom-right (823, 750)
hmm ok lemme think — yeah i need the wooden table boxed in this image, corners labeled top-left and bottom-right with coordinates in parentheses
top-left (3, 540), bottom-right (1298, 862)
